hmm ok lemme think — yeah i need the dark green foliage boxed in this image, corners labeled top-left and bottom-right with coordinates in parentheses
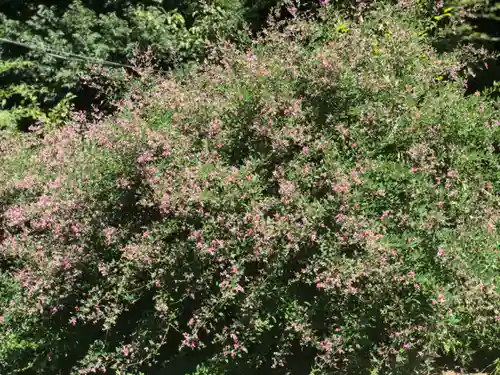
top-left (0, 0), bottom-right (264, 130)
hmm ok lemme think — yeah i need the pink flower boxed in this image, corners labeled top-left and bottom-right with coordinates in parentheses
top-left (320, 340), bottom-right (333, 351)
top-left (70, 318), bottom-right (76, 325)
top-left (380, 210), bottom-right (392, 221)
top-left (408, 271), bottom-right (415, 278)
top-left (319, 0), bottom-right (329, 4)
top-left (48, 178), bottom-right (61, 189)
top-left (438, 293), bottom-right (445, 303)
top-left (103, 227), bottom-right (116, 244)
top-left (302, 146), bottom-right (309, 153)
top-left (234, 284), bottom-right (244, 293)
top-left (437, 248), bottom-right (445, 257)
top-left (181, 333), bottom-right (198, 349)
top-left (116, 177), bottom-right (131, 189)
top-left (160, 193), bottom-right (170, 214)
top-left (3, 205), bottom-right (26, 226)
top-left (14, 175), bottom-right (36, 189)
top-left (136, 151), bottom-right (154, 163)
top-left (37, 195), bottom-right (52, 208)
top-left (403, 343), bottom-right (410, 349)
top-left (122, 345), bottom-right (130, 357)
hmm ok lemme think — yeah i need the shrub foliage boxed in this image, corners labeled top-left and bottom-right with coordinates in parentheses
top-left (0, 3), bottom-right (499, 375)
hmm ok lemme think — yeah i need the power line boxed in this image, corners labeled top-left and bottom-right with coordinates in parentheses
top-left (0, 37), bottom-right (166, 74)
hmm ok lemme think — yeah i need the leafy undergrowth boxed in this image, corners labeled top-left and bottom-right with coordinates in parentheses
top-left (0, 3), bottom-right (499, 375)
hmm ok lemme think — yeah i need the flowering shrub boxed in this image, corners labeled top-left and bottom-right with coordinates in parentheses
top-left (0, 3), bottom-right (499, 374)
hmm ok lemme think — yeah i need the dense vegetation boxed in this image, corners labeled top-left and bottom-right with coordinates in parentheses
top-left (0, 0), bottom-right (271, 129)
top-left (1, 0), bottom-right (499, 375)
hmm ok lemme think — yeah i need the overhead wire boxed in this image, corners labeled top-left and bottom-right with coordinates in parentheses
top-left (0, 37), bottom-right (168, 74)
